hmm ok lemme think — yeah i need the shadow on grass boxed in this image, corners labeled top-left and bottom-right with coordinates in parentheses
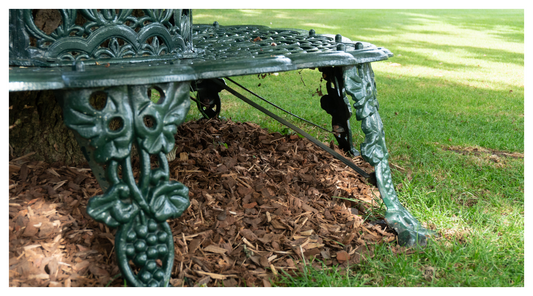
top-left (189, 68), bottom-right (523, 156)
top-left (374, 75), bottom-right (523, 152)
top-left (422, 10), bottom-right (524, 43)
top-left (390, 40), bottom-right (524, 68)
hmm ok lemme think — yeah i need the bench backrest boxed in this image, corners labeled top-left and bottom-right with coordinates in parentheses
top-left (9, 9), bottom-right (194, 67)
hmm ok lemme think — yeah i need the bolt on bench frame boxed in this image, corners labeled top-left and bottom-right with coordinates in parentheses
top-left (9, 9), bottom-right (434, 287)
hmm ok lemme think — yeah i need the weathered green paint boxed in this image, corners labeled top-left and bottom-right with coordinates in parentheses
top-left (58, 81), bottom-right (191, 286)
top-left (9, 9), bottom-right (193, 67)
top-left (10, 9), bottom-right (435, 286)
top-left (9, 13), bottom-right (392, 92)
top-left (344, 64), bottom-right (435, 246)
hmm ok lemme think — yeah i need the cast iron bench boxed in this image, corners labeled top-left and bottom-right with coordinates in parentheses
top-left (9, 9), bottom-right (433, 287)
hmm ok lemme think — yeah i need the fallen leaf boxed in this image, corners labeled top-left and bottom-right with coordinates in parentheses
top-left (243, 202), bottom-right (257, 209)
top-left (336, 250), bottom-right (349, 263)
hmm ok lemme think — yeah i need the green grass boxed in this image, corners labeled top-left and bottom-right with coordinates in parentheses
top-left (275, 259), bottom-right (371, 287)
top-left (188, 9), bottom-right (524, 287)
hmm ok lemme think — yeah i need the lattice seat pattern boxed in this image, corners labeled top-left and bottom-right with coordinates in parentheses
top-left (192, 23), bottom-right (353, 60)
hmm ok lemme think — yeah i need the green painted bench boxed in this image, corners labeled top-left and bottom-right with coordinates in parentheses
top-left (9, 9), bottom-right (433, 287)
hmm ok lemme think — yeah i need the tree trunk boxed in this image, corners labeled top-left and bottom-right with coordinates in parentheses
top-left (9, 90), bottom-right (87, 166)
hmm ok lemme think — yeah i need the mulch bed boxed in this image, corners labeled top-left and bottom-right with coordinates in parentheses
top-left (9, 118), bottom-right (399, 287)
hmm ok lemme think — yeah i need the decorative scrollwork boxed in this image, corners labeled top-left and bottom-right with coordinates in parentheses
top-left (343, 63), bottom-right (435, 246)
top-left (10, 9), bottom-right (192, 65)
top-left (94, 38), bottom-right (136, 59)
top-left (59, 81), bottom-right (191, 286)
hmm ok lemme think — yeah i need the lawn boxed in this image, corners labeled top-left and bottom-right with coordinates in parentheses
top-left (188, 9), bottom-right (524, 287)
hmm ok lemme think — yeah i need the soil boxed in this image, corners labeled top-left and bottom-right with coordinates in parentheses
top-left (9, 118), bottom-right (398, 287)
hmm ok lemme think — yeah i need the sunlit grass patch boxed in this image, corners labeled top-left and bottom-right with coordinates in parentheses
top-left (190, 9), bottom-right (524, 287)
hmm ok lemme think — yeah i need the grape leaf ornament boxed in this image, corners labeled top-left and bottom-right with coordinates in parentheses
top-left (60, 81), bottom-right (191, 286)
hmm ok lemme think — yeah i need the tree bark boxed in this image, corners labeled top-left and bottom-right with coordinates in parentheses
top-left (9, 90), bottom-right (87, 166)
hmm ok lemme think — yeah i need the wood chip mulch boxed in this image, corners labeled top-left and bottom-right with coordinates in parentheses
top-left (9, 118), bottom-right (399, 287)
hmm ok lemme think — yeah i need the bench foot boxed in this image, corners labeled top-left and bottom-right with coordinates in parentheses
top-left (343, 63), bottom-right (435, 246)
top-left (58, 81), bottom-right (191, 286)
top-left (375, 159), bottom-right (435, 246)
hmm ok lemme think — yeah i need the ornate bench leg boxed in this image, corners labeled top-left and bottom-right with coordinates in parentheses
top-left (57, 82), bottom-right (191, 286)
top-left (343, 64), bottom-right (435, 246)
top-left (319, 67), bottom-right (360, 156)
